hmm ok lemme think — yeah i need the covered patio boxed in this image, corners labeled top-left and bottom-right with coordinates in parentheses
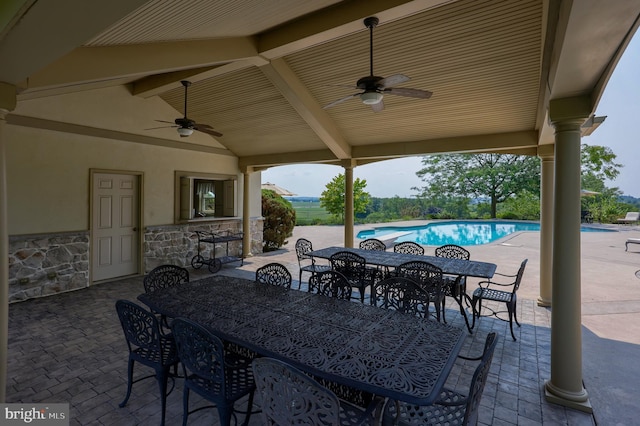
top-left (2, 0), bottom-right (640, 417)
top-left (7, 223), bottom-right (640, 425)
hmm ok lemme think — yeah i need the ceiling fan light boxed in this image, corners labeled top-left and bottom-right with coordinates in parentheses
top-left (360, 91), bottom-right (383, 105)
top-left (177, 127), bottom-right (194, 137)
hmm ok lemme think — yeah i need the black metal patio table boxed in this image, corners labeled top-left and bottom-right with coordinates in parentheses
top-left (308, 246), bottom-right (497, 332)
top-left (137, 275), bottom-right (466, 407)
top-left (308, 246), bottom-right (497, 279)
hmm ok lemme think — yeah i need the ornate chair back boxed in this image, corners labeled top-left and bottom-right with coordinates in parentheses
top-left (115, 300), bottom-right (178, 426)
top-left (373, 276), bottom-right (430, 318)
top-left (143, 264), bottom-right (189, 293)
top-left (295, 238), bottom-right (331, 289)
top-left (396, 261), bottom-right (443, 294)
top-left (435, 244), bottom-right (471, 307)
top-left (393, 241), bottom-right (425, 255)
top-left (471, 259), bottom-right (528, 340)
top-left (308, 270), bottom-right (353, 300)
top-left (462, 332), bottom-right (498, 425)
top-left (329, 251), bottom-right (370, 303)
top-left (382, 332), bottom-right (498, 426)
top-left (435, 244), bottom-right (470, 260)
top-left (171, 317), bottom-right (256, 426)
top-left (396, 261), bottom-right (445, 321)
top-left (252, 357), bottom-right (341, 426)
top-left (256, 262), bottom-right (292, 289)
top-left (359, 238), bottom-right (387, 251)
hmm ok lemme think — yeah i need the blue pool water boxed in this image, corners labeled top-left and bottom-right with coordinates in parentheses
top-left (356, 220), bottom-right (614, 246)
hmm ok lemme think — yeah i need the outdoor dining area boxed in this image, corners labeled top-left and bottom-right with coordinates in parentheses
top-left (6, 229), bottom-right (601, 426)
top-left (9, 225), bottom-right (616, 425)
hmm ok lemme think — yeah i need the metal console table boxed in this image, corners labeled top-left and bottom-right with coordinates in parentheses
top-left (191, 230), bottom-right (243, 273)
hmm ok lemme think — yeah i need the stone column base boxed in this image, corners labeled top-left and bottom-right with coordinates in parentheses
top-left (544, 380), bottom-right (593, 413)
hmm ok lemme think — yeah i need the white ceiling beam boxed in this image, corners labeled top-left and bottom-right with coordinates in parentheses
top-left (259, 58), bottom-right (351, 159)
top-left (238, 149), bottom-right (338, 169)
top-left (22, 37), bottom-right (260, 91)
top-left (258, 0), bottom-right (454, 59)
top-left (351, 131), bottom-right (539, 159)
top-left (132, 58), bottom-right (268, 98)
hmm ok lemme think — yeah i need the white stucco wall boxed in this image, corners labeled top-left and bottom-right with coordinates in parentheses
top-left (5, 124), bottom-right (262, 235)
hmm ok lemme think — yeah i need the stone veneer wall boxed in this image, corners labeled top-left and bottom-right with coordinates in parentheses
top-left (9, 231), bottom-right (90, 303)
top-left (144, 218), bottom-right (264, 271)
top-left (8, 218), bottom-right (263, 303)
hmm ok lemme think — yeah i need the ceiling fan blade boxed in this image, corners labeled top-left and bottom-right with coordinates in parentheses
top-left (371, 99), bottom-right (385, 113)
top-left (155, 120), bottom-right (176, 124)
top-left (378, 74), bottom-right (410, 88)
top-left (145, 125), bottom-right (176, 130)
top-left (323, 93), bottom-right (360, 109)
top-left (195, 124), bottom-right (223, 137)
top-left (384, 87), bottom-right (433, 99)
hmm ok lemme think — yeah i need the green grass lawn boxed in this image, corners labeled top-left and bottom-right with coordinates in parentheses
top-left (291, 201), bottom-right (332, 225)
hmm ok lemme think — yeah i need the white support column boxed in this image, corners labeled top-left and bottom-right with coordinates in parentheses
top-left (538, 145), bottom-right (554, 307)
top-left (242, 169), bottom-right (252, 258)
top-left (343, 163), bottom-right (354, 248)
top-left (0, 81), bottom-right (16, 402)
top-left (544, 97), bottom-right (592, 412)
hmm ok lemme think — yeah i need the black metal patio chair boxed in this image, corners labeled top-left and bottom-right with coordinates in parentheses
top-left (295, 238), bottom-right (331, 289)
top-left (172, 317), bottom-right (256, 426)
top-left (359, 238), bottom-right (387, 251)
top-left (382, 332), bottom-right (498, 426)
top-left (372, 276), bottom-right (430, 319)
top-left (115, 300), bottom-right (179, 426)
top-left (471, 259), bottom-right (528, 341)
top-left (396, 261), bottom-right (445, 322)
top-left (308, 269), bottom-right (353, 300)
top-left (253, 357), bottom-right (378, 426)
top-left (143, 264), bottom-right (189, 330)
top-left (143, 264), bottom-right (189, 293)
top-left (393, 241), bottom-right (425, 255)
top-left (330, 251), bottom-right (376, 304)
top-left (435, 244), bottom-right (471, 309)
top-left (255, 262), bottom-right (293, 289)
top-left (360, 238), bottom-right (389, 277)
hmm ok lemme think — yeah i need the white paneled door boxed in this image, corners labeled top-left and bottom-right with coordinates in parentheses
top-left (92, 173), bottom-right (139, 281)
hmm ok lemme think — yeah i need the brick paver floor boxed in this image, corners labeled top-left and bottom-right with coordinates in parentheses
top-left (10, 221), bottom-right (637, 425)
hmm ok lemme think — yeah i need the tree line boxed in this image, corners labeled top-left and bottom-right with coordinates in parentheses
top-left (262, 144), bottom-right (636, 250)
top-left (319, 144), bottom-right (634, 224)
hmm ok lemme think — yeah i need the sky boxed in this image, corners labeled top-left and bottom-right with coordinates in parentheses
top-left (263, 33), bottom-right (640, 198)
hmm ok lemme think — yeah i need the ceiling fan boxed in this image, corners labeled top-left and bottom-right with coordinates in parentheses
top-left (149, 80), bottom-right (222, 138)
top-left (323, 17), bottom-right (433, 112)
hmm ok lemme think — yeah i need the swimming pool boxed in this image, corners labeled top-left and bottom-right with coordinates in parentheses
top-left (356, 220), bottom-right (614, 246)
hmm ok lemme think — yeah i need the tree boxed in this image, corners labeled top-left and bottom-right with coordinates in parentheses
top-left (580, 143), bottom-right (625, 222)
top-left (580, 143), bottom-right (622, 192)
top-left (261, 189), bottom-right (296, 252)
top-left (320, 174), bottom-right (370, 222)
top-left (414, 154), bottom-right (540, 218)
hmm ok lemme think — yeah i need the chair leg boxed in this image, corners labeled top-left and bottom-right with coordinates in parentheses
top-left (298, 270), bottom-right (303, 290)
top-left (507, 300), bottom-right (519, 341)
top-left (157, 368), bottom-right (169, 426)
top-left (119, 358), bottom-right (135, 408)
top-left (182, 386), bottom-right (190, 426)
top-left (470, 296), bottom-right (481, 330)
top-left (240, 390), bottom-right (255, 426)
top-left (218, 402), bottom-right (233, 426)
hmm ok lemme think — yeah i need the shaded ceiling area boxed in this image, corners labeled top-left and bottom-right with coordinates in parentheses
top-left (2, 0), bottom-right (640, 170)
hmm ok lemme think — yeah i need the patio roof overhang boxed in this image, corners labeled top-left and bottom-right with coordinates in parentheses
top-left (1, 0), bottom-right (638, 169)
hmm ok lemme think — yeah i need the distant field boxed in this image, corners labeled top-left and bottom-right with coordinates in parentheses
top-left (291, 201), bottom-right (331, 224)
